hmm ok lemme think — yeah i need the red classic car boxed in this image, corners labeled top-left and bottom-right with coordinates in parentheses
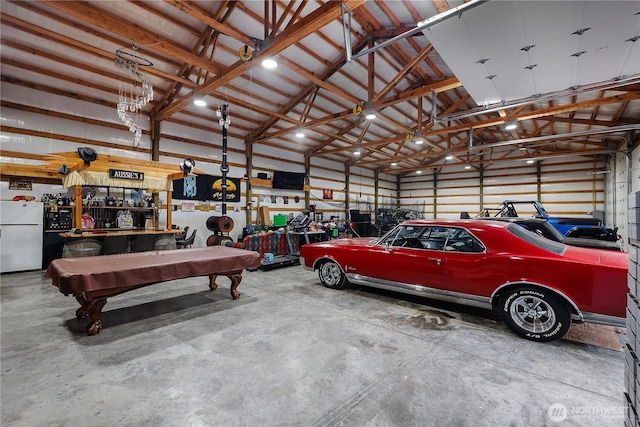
top-left (300, 219), bottom-right (628, 342)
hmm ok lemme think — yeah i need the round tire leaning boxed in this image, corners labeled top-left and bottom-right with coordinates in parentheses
top-left (318, 260), bottom-right (347, 290)
top-left (498, 287), bottom-right (571, 342)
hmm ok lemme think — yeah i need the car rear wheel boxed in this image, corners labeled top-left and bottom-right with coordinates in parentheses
top-left (499, 287), bottom-right (571, 342)
top-left (318, 260), bottom-right (347, 290)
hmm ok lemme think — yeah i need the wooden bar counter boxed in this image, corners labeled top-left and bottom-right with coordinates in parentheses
top-left (59, 229), bottom-right (183, 238)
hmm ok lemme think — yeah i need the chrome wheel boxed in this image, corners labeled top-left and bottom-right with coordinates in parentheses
top-left (318, 261), bottom-right (347, 289)
top-left (509, 295), bottom-right (556, 333)
top-left (499, 287), bottom-right (571, 342)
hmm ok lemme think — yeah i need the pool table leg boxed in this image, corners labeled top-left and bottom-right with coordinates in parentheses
top-left (208, 275), bottom-right (219, 291)
top-left (74, 294), bottom-right (89, 319)
top-left (73, 294), bottom-right (107, 335)
top-left (85, 298), bottom-right (107, 335)
top-left (228, 273), bottom-right (242, 300)
top-left (208, 273), bottom-right (243, 300)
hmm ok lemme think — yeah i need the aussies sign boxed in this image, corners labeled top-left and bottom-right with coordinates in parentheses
top-left (109, 169), bottom-right (144, 180)
top-left (173, 174), bottom-right (240, 202)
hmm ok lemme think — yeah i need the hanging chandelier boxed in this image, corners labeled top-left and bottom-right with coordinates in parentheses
top-left (114, 44), bottom-right (154, 148)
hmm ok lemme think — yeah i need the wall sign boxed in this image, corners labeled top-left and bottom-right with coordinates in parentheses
top-left (181, 202), bottom-right (195, 212)
top-left (9, 177), bottom-right (32, 191)
top-left (109, 169), bottom-right (144, 180)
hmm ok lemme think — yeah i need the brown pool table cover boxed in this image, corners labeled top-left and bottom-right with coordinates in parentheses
top-left (47, 246), bottom-right (261, 295)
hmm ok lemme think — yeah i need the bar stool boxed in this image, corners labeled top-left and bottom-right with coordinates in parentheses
top-left (100, 235), bottom-right (128, 255)
top-left (131, 234), bottom-right (157, 253)
top-left (176, 229), bottom-right (196, 249)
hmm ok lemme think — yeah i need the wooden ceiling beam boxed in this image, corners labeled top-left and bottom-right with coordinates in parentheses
top-left (165, 0), bottom-right (253, 46)
top-left (316, 92), bottom-right (638, 157)
top-left (130, 0), bottom-right (201, 37)
top-left (1, 58), bottom-right (142, 99)
top-left (156, 0), bottom-right (367, 120)
top-left (156, 2), bottom-right (238, 113)
top-left (41, 1), bottom-right (221, 75)
top-left (1, 11), bottom-right (194, 87)
top-left (373, 44), bottom-right (434, 102)
top-left (268, 57), bottom-right (362, 105)
top-left (419, 91), bottom-right (640, 139)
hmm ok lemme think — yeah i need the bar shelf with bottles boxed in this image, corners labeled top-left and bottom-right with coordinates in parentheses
top-left (43, 191), bottom-right (158, 232)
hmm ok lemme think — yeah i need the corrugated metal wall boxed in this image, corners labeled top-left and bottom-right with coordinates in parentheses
top-left (399, 156), bottom-right (608, 220)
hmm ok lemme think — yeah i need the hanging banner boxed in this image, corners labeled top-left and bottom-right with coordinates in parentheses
top-left (211, 176), bottom-right (240, 202)
top-left (173, 175), bottom-right (240, 202)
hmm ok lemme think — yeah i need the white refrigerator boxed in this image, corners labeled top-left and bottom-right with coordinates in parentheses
top-left (0, 201), bottom-right (44, 273)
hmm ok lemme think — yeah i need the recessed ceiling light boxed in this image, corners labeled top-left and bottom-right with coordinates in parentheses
top-left (414, 138), bottom-right (424, 145)
top-left (464, 165), bottom-right (471, 170)
top-left (354, 150), bottom-right (361, 156)
top-left (262, 58), bottom-right (278, 69)
top-left (391, 162), bottom-right (397, 166)
top-left (445, 155), bottom-right (453, 160)
top-left (526, 159), bottom-right (535, 164)
top-left (416, 170), bottom-right (422, 174)
top-left (365, 113), bottom-right (376, 120)
top-left (193, 99), bottom-right (206, 107)
top-left (505, 122), bottom-right (517, 130)
top-left (296, 132), bottom-right (304, 138)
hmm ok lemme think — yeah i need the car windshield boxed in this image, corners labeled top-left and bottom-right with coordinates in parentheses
top-left (377, 224), bottom-right (428, 246)
top-left (506, 224), bottom-right (567, 255)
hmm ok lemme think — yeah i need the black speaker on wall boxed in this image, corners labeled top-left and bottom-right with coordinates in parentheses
top-left (257, 172), bottom-right (268, 179)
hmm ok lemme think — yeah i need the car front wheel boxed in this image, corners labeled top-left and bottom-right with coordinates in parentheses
top-left (499, 287), bottom-right (571, 342)
top-left (318, 260), bottom-right (347, 289)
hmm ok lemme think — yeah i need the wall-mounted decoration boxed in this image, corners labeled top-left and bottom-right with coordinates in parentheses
top-left (181, 202), bottom-right (195, 212)
top-left (9, 177), bottom-right (32, 191)
top-left (323, 189), bottom-right (333, 200)
top-left (109, 169), bottom-right (144, 181)
top-left (283, 196), bottom-right (289, 205)
top-left (270, 195), bottom-right (277, 204)
top-left (211, 177), bottom-right (240, 202)
top-left (172, 175), bottom-right (240, 202)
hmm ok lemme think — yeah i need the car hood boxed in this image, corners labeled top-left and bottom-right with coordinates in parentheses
top-left (302, 237), bottom-right (377, 250)
top-left (564, 245), bottom-right (628, 268)
top-left (324, 237), bottom-right (378, 247)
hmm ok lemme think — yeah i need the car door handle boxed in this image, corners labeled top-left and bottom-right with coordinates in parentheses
top-left (428, 257), bottom-right (442, 265)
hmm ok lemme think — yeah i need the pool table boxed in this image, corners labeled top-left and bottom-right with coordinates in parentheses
top-left (46, 246), bottom-right (261, 335)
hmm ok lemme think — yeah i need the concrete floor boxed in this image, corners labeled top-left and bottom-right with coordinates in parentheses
top-left (1, 264), bottom-right (626, 426)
